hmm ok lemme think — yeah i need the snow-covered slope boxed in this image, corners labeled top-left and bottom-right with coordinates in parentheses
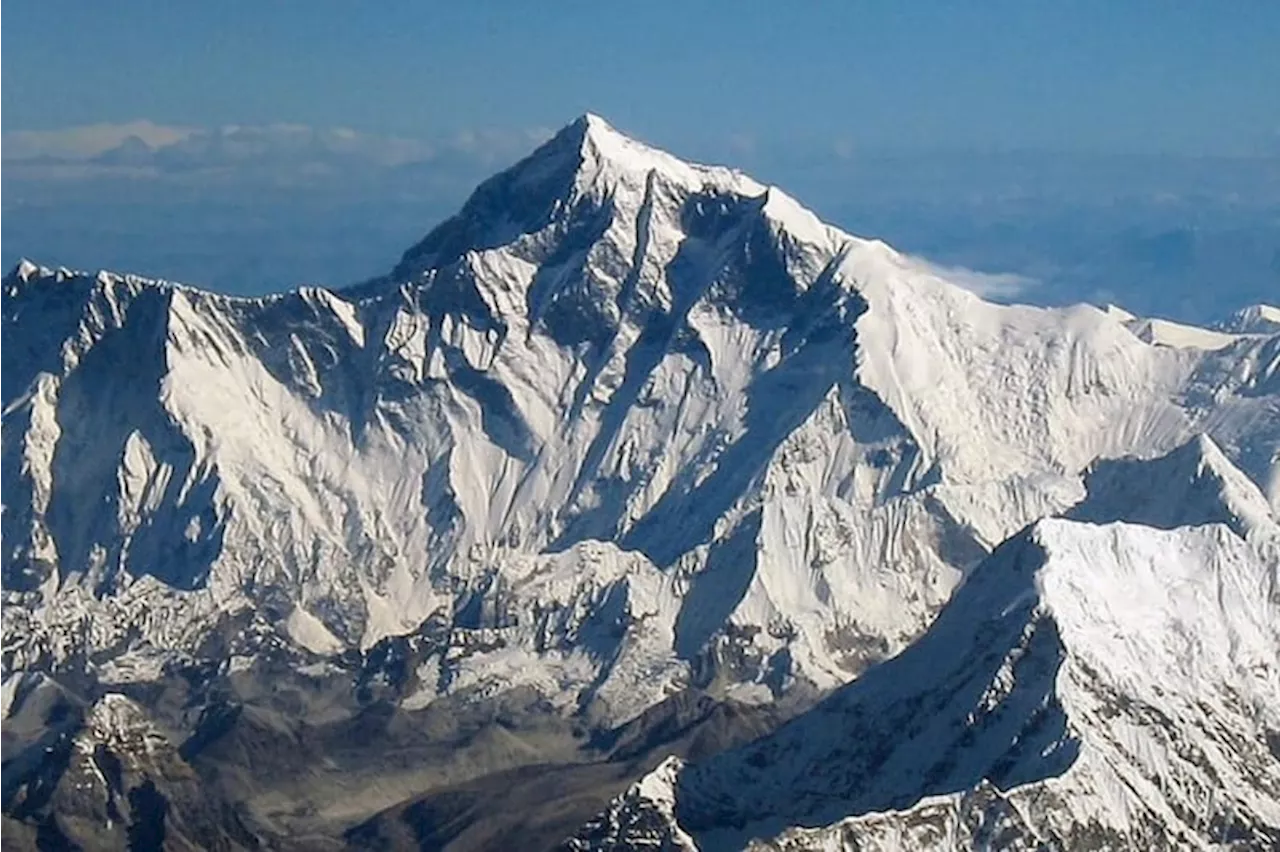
top-left (572, 518), bottom-right (1280, 850)
top-left (3, 114), bottom-right (1279, 729)
top-left (1124, 315), bottom-right (1242, 350)
top-left (2, 112), bottom-right (1280, 716)
top-left (1068, 434), bottom-right (1280, 556)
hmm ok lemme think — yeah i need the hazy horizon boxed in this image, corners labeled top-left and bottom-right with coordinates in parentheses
top-left (4, 2), bottom-right (1277, 320)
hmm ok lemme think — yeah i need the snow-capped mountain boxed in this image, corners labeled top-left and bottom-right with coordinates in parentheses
top-left (3, 114), bottom-right (1279, 848)
top-left (570, 516), bottom-right (1280, 850)
top-left (1220, 304), bottom-right (1280, 335)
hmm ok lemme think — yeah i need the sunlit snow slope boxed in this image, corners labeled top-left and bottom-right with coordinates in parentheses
top-left (572, 517), bottom-right (1280, 850)
top-left (4, 114), bottom-right (1279, 730)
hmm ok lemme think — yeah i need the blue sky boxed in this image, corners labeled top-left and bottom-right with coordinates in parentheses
top-left (4, 1), bottom-right (1278, 155)
top-left (2, 2), bottom-right (1277, 320)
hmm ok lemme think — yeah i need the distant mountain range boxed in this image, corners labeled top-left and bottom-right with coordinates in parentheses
top-left (6, 121), bottom-right (1277, 321)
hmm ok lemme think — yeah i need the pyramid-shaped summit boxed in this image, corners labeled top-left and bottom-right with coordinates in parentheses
top-left (4, 111), bottom-right (1279, 850)
top-left (1068, 433), bottom-right (1278, 540)
top-left (389, 111), bottom-right (771, 282)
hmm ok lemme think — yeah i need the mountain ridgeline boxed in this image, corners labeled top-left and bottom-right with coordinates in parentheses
top-left (3, 115), bottom-right (1278, 850)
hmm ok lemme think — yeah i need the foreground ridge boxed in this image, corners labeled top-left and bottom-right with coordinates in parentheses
top-left (571, 519), bottom-right (1280, 850)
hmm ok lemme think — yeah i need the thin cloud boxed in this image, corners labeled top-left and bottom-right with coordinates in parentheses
top-left (831, 138), bottom-right (856, 161)
top-left (915, 258), bottom-right (1039, 299)
top-left (2, 121), bottom-right (553, 178)
top-left (3, 121), bottom-right (195, 161)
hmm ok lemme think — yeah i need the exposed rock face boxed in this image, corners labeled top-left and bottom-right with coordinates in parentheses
top-left (2, 693), bottom-right (258, 850)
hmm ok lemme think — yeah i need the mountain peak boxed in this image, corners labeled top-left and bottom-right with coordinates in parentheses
top-left (544, 111), bottom-right (763, 194)
top-left (546, 111), bottom-right (622, 154)
top-left (1221, 303), bottom-right (1280, 334)
top-left (389, 112), bottom-right (766, 282)
top-left (579, 518), bottom-right (1280, 849)
top-left (13, 258), bottom-right (43, 282)
top-left (1066, 433), bottom-right (1277, 539)
top-left (570, 111), bottom-right (618, 139)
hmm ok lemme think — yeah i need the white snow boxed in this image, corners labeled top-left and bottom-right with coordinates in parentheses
top-left (1220, 303), bottom-right (1280, 334)
top-left (4, 115), bottom-right (1279, 743)
top-left (585, 519), bottom-right (1280, 849)
top-left (14, 258), bottom-right (44, 283)
top-left (1125, 315), bottom-right (1241, 350)
top-left (567, 756), bottom-right (700, 852)
top-left (285, 606), bottom-right (345, 656)
top-left (576, 113), bottom-right (765, 200)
